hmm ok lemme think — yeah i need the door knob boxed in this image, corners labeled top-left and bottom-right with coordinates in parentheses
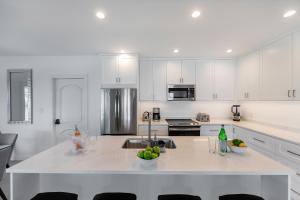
top-left (55, 119), bottom-right (61, 125)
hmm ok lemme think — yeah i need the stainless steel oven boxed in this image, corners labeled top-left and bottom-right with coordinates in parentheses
top-left (166, 119), bottom-right (200, 136)
top-left (168, 84), bottom-right (195, 101)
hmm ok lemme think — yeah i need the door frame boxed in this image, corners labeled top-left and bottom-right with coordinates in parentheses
top-left (52, 74), bottom-right (88, 142)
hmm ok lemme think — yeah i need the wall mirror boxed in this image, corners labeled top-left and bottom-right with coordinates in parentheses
top-left (8, 69), bottom-right (33, 124)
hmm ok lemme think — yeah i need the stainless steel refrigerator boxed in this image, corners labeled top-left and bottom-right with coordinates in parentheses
top-left (100, 88), bottom-right (137, 135)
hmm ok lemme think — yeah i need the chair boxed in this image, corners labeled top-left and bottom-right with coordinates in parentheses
top-left (0, 146), bottom-right (11, 200)
top-left (93, 192), bottom-right (137, 200)
top-left (158, 194), bottom-right (201, 200)
top-left (219, 194), bottom-right (264, 200)
top-left (31, 192), bottom-right (78, 200)
top-left (0, 134), bottom-right (18, 168)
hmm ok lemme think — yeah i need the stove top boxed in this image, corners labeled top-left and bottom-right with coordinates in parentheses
top-left (165, 119), bottom-right (200, 126)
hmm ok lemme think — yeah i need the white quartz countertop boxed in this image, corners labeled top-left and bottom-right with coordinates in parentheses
top-left (8, 136), bottom-right (292, 175)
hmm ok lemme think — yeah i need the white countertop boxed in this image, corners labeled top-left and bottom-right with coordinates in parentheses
top-left (7, 136), bottom-right (292, 175)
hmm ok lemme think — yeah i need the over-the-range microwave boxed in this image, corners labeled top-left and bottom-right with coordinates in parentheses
top-left (167, 84), bottom-right (196, 101)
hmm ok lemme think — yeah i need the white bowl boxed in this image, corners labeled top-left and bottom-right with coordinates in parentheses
top-left (138, 157), bottom-right (159, 167)
top-left (229, 145), bottom-right (248, 154)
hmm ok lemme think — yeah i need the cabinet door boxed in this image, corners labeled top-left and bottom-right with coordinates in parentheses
top-left (261, 36), bottom-right (292, 100)
top-left (101, 55), bottom-right (118, 85)
top-left (181, 60), bottom-right (196, 84)
top-left (118, 56), bottom-right (138, 85)
top-left (293, 31), bottom-right (300, 100)
top-left (167, 61), bottom-right (182, 84)
top-left (196, 61), bottom-right (214, 100)
top-left (139, 61), bottom-right (153, 100)
top-left (237, 52), bottom-right (260, 100)
top-left (153, 61), bottom-right (167, 101)
top-left (214, 60), bottom-right (235, 100)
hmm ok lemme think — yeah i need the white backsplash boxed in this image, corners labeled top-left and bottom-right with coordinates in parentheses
top-left (139, 101), bottom-right (234, 119)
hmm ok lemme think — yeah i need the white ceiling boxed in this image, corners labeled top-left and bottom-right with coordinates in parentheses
top-left (1, 0), bottom-right (300, 57)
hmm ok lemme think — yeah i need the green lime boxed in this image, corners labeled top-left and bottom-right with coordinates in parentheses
top-left (153, 146), bottom-right (160, 154)
top-left (145, 147), bottom-right (153, 152)
top-left (144, 151), bottom-right (152, 160)
top-left (137, 150), bottom-right (144, 159)
top-left (151, 153), bottom-right (158, 159)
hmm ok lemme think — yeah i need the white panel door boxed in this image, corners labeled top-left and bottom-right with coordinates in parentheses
top-left (181, 60), bottom-right (196, 84)
top-left (293, 31), bottom-right (300, 100)
top-left (118, 56), bottom-right (138, 85)
top-left (196, 61), bottom-right (214, 100)
top-left (153, 61), bottom-right (167, 101)
top-left (139, 61), bottom-right (154, 100)
top-left (214, 60), bottom-right (235, 100)
top-left (167, 61), bottom-right (182, 84)
top-left (237, 52), bottom-right (260, 100)
top-left (101, 55), bottom-right (118, 85)
top-left (54, 78), bottom-right (87, 143)
top-left (261, 36), bottom-right (292, 100)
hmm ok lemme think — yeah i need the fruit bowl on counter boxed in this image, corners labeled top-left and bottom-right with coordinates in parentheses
top-left (228, 139), bottom-right (248, 155)
top-left (137, 146), bottom-right (160, 167)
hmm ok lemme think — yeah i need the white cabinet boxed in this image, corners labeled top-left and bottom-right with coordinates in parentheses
top-left (167, 60), bottom-right (196, 84)
top-left (138, 125), bottom-right (168, 136)
top-left (201, 125), bottom-right (233, 138)
top-left (196, 61), bottom-right (214, 100)
top-left (261, 36), bottom-right (292, 100)
top-left (140, 61), bottom-right (154, 100)
top-left (292, 31), bottom-right (300, 100)
top-left (214, 60), bottom-right (235, 101)
top-left (237, 52), bottom-right (260, 100)
top-left (101, 54), bottom-right (138, 86)
top-left (153, 61), bottom-right (167, 101)
top-left (139, 60), bottom-right (167, 101)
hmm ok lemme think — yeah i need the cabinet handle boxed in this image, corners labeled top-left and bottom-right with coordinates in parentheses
top-left (247, 92), bottom-right (249, 98)
top-left (252, 137), bottom-right (265, 143)
top-left (287, 150), bottom-right (300, 157)
top-left (209, 130), bottom-right (220, 132)
top-left (291, 188), bottom-right (300, 197)
top-left (288, 90), bottom-right (292, 98)
top-left (293, 90), bottom-right (296, 98)
top-left (116, 77), bottom-right (118, 83)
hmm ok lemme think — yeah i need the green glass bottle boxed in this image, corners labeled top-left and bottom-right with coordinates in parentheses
top-left (218, 124), bottom-right (228, 153)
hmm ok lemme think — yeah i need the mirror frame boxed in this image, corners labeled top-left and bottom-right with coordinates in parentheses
top-left (7, 69), bottom-right (33, 124)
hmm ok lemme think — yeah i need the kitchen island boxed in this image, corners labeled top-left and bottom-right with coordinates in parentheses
top-left (8, 136), bottom-right (292, 200)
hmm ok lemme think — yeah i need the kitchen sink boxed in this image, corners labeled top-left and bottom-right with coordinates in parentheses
top-left (122, 138), bottom-right (176, 149)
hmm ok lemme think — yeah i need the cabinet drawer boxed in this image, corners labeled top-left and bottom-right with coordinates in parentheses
top-left (277, 140), bottom-right (300, 171)
top-left (247, 131), bottom-right (275, 153)
top-left (201, 125), bottom-right (233, 138)
top-left (138, 125), bottom-right (168, 136)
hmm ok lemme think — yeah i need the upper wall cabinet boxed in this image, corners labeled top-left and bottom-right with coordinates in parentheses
top-left (196, 60), bottom-right (235, 101)
top-left (237, 51), bottom-right (260, 100)
top-left (167, 60), bottom-right (196, 84)
top-left (139, 60), bottom-right (167, 101)
top-left (101, 54), bottom-right (138, 87)
top-left (261, 36), bottom-right (292, 100)
top-left (214, 60), bottom-right (235, 101)
top-left (292, 31), bottom-right (300, 100)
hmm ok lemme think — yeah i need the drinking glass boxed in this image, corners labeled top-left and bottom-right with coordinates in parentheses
top-left (208, 136), bottom-right (217, 153)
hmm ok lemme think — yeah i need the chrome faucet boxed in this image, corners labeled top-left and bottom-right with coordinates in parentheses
top-left (148, 113), bottom-right (152, 146)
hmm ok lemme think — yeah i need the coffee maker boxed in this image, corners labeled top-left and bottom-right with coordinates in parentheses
top-left (231, 105), bottom-right (241, 121)
top-left (152, 107), bottom-right (161, 121)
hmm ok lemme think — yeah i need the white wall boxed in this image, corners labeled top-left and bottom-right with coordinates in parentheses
top-left (0, 56), bottom-right (101, 160)
top-left (139, 101), bottom-right (233, 119)
top-left (240, 101), bottom-right (300, 131)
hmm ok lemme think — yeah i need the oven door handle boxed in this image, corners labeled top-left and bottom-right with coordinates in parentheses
top-left (169, 128), bottom-right (200, 131)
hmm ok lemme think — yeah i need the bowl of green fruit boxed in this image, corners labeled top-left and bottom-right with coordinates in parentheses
top-left (137, 146), bottom-right (160, 167)
top-left (228, 139), bottom-right (248, 155)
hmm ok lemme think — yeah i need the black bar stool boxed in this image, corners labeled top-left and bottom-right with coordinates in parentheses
top-left (31, 192), bottom-right (78, 200)
top-left (93, 192), bottom-right (136, 200)
top-left (158, 194), bottom-right (201, 200)
top-left (219, 194), bottom-right (264, 200)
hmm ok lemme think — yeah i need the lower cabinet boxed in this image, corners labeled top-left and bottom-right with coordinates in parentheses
top-left (138, 125), bottom-right (168, 136)
top-left (201, 125), bottom-right (233, 138)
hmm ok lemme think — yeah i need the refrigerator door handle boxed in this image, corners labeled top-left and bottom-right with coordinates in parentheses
top-left (117, 90), bottom-right (121, 131)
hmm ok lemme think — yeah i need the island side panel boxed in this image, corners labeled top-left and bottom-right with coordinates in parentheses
top-left (261, 175), bottom-right (290, 200)
top-left (10, 173), bottom-right (40, 200)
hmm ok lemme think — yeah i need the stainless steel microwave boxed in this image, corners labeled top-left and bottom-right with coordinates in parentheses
top-left (167, 84), bottom-right (196, 101)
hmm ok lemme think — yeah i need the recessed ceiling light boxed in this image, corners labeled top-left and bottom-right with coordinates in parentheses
top-left (173, 49), bottom-right (179, 53)
top-left (283, 10), bottom-right (296, 18)
top-left (226, 49), bottom-right (233, 53)
top-left (120, 50), bottom-right (125, 54)
top-left (96, 11), bottom-right (105, 19)
top-left (192, 11), bottom-right (201, 18)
